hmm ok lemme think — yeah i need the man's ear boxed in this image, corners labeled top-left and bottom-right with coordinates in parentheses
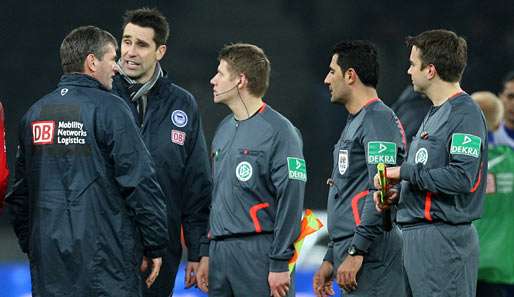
top-left (426, 64), bottom-right (437, 80)
top-left (84, 53), bottom-right (97, 72)
top-left (346, 68), bottom-right (357, 85)
top-left (156, 45), bottom-right (167, 61)
top-left (237, 73), bottom-right (248, 89)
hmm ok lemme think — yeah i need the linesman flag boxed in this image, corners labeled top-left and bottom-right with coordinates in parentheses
top-left (288, 209), bottom-right (324, 273)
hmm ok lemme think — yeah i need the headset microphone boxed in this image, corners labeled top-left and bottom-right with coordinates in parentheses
top-left (214, 83), bottom-right (238, 96)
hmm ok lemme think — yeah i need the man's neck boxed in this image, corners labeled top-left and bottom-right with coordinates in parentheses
top-left (345, 87), bottom-right (379, 114)
top-left (227, 94), bottom-right (263, 121)
top-left (425, 80), bottom-right (462, 106)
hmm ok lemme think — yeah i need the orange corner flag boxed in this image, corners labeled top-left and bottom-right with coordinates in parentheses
top-left (288, 209), bottom-right (324, 273)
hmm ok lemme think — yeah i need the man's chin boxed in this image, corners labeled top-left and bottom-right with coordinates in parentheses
top-left (122, 69), bottom-right (141, 80)
top-left (330, 97), bottom-right (342, 104)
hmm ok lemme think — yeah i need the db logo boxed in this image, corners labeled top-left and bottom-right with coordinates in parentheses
top-left (171, 129), bottom-right (186, 145)
top-left (32, 121), bottom-right (55, 145)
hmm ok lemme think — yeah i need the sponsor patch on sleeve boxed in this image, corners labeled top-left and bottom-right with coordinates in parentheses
top-left (367, 141), bottom-right (397, 164)
top-left (287, 157), bottom-right (307, 182)
top-left (450, 133), bottom-right (481, 158)
top-left (171, 129), bottom-right (186, 145)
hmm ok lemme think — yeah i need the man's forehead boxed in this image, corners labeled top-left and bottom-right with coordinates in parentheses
top-left (123, 23), bottom-right (155, 42)
top-left (329, 54), bottom-right (340, 68)
top-left (410, 46), bottom-right (421, 58)
top-left (219, 60), bottom-right (231, 72)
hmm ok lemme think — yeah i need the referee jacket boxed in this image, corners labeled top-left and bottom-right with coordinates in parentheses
top-left (324, 98), bottom-right (406, 261)
top-left (209, 103), bottom-right (306, 272)
top-left (398, 92), bottom-right (488, 224)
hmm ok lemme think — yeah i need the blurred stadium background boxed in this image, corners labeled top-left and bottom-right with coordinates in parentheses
top-left (1, 1), bottom-right (513, 296)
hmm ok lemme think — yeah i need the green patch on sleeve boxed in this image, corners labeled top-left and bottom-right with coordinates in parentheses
top-left (287, 157), bottom-right (307, 182)
top-left (367, 141), bottom-right (397, 164)
top-left (450, 133), bottom-right (481, 158)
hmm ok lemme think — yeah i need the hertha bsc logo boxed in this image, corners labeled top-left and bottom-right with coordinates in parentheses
top-left (171, 110), bottom-right (188, 127)
top-left (338, 149), bottom-right (348, 175)
top-left (32, 121), bottom-right (55, 145)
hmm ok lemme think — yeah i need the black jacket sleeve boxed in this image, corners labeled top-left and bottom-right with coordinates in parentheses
top-left (181, 106), bottom-right (212, 262)
top-left (103, 101), bottom-right (169, 258)
top-left (400, 108), bottom-right (486, 195)
top-left (269, 127), bottom-right (306, 272)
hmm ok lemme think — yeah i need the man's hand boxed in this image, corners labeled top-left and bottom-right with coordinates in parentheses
top-left (313, 261), bottom-right (335, 297)
top-left (374, 166), bottom-right (401, 189)
top-left (336, 255), bottom-right (363, 293)
top-left (184, 261), bottom-right (199, 288)
top-left (268, 271), bottom-right (290, 297)
top-left (373, 188), bottom-right (399, 212)
top-left (196, 256), bottom-right (209, 293)
top-left (140, 256), bottom-right (162, 288)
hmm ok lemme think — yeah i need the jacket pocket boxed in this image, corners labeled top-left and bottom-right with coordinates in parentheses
top-left (334, 139), bottom-right (361, 179)
top-left (411, 135), bottom-right (448, 169)
top-left (233, 148), bottom-right (265, 190)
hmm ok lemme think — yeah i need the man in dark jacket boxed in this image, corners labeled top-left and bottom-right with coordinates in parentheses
top-left (0, 101), bottom-right (8, 206)
top-left (112, 8), bottom-right (212, 296)
top-left (6, 26), bottom-right (168, 297)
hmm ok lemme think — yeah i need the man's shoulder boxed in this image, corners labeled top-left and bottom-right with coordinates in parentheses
top-left (448, 93), bottom-right (484, 122)
top-left (75, 87), bottom-right (131, 117)
top-left (259, 105), bottom-right (301, 139)
top-left (362, 100), bottom-right (397, 126)
top-left (449, 92), bottom-right (479, 112)
top-left (158, 79), bottom-right (196, 104)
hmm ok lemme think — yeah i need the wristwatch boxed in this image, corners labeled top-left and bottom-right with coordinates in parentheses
top-left (347, 245), bottom-right (366, 256)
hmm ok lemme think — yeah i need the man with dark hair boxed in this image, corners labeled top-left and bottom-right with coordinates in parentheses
top-left (196, 43), bottom-right (305, 297)
top-left (0, 101), bottom-right (8, 207)
top-left (375, 29), bottom-right (487, 297)
top-left (312, 40), bottom-right (406, 297)
top-left (112, 8), bottom-right (212, 297)
top-left (493, 71), bottom-right (514, 148)
top-left (6, 25), bottom-right (168, 297)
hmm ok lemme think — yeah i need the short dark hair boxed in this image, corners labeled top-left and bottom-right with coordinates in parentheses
top-left (406, 29), bottom-right (467, 83)
top-left (332, 40), bottom-right (379, 88)
top-left (123, 8), bottom-right (170, 47)
top-left (60, 26), bottom-right (117, 74)
top-left (219, 43), bottom-right (271, 97)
